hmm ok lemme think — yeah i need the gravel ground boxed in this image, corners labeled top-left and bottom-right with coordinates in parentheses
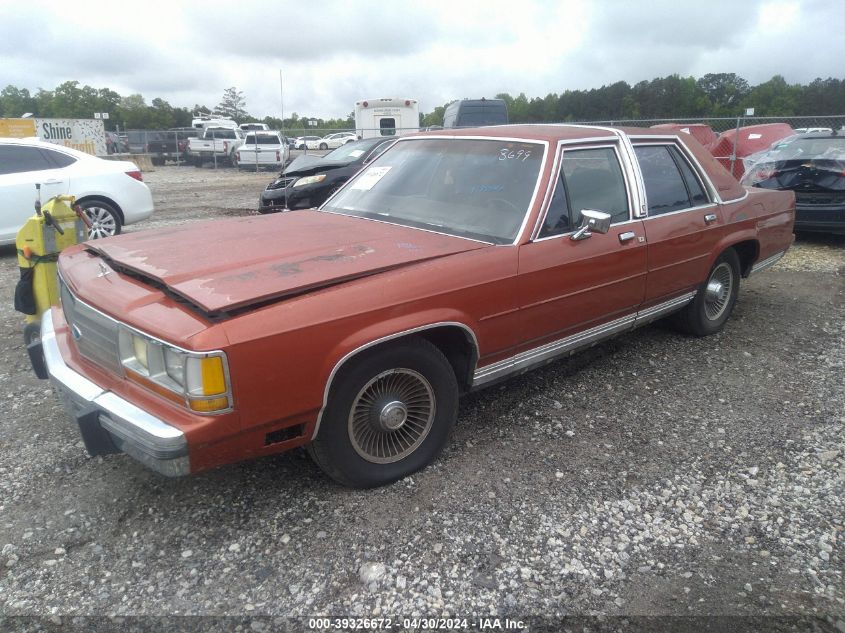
top-left (0, 166), bottom-right (843, 630)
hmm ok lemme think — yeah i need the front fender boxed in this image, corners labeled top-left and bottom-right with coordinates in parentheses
top-left (311, 311), bottom-right (480, 440)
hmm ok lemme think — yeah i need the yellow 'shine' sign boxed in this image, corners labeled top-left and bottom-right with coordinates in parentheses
top-left (0, 119), bottom-right (37, 138)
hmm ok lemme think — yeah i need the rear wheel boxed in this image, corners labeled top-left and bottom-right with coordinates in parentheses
top-left (676, 249), bottom-right (740, 336)
top-left (308, 338), bottom-right (458, 488)
top-left (80, 199), bottom-right (122, 239)
top-left (319, 143), bottom-right (328, 150)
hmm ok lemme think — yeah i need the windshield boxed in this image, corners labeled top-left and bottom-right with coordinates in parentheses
top-left (322, 138), bottom-right (543, 244)
top-left (323, 139), bottom-right (392, 162)
top-left (205, 128), bottom-right (238, 139)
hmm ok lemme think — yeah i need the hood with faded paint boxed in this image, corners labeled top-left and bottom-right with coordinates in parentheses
top-left (83, 210), bottom-right (487, 316)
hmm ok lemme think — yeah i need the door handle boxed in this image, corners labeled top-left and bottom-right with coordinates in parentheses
top-left (704, 213), bottom-right (718, 224)
top-left (618, 231), bottom-right (636, 243)
top-left (43, 179), bottom-right (63, 184)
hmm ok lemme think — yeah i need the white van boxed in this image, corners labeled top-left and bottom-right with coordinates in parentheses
top-left (354, 98), bottom-right (419, 139)
top-left (442, 99), bottom-right (508, 128)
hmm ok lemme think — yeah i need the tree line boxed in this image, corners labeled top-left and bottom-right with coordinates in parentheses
top-left (2, 74), bottom-right (843, 134)
top-left (422, 74), bottom-right (845, 128)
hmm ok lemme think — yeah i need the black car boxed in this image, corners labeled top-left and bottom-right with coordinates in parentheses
top-left (259, 136), bottom-right (396, 212)
top-left (742, 131), bottom-right (845, 234)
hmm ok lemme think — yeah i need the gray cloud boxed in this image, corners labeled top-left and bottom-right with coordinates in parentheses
top-left (186, 2), bottom-right (442, 61)
top-left (1, 0), bottom-right (843, 119)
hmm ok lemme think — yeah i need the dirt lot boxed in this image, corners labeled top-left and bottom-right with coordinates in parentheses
top-left (0, 166), bottom-right (843, 631)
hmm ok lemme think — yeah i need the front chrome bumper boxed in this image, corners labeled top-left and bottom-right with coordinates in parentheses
top-left (40, 309), bottom-right (189, 476)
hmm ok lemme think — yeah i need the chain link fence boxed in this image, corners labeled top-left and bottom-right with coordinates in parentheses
top-left (107, 129), bottom-right (200, 165)
top-left (112, 116), bottom-right (844, 175)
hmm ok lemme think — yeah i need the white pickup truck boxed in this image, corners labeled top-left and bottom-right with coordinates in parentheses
top-left (234, 131), bottom-right (289, 170)
top-left (186, 127), bottom-right (244, 167)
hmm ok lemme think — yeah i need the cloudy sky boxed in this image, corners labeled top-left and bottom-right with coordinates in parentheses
top-left (1, 0), bottom-right (842, 119)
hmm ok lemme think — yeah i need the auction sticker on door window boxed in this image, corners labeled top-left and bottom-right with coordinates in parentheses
top-left (351, 166), bottom-right (391, 190)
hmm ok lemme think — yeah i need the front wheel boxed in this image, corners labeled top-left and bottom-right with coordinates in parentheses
top-left (319, 143), bottom-right (328, 150)
top-left (308, 338), bottom-right (458, 488)
top-left (80, 200), bottom-right (122, 239)
top-left (676, 249), bottom-right (740, 336)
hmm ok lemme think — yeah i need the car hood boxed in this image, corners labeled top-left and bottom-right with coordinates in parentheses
top-left (282, 156), bottom-right (357, 177)
top-left (83, 210), bottom-right (487, 316)
top-left (283, 154), bottom-right (326, 172)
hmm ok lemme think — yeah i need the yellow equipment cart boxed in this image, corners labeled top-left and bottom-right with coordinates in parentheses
top-left (14, 189), bottom-right (90, 378)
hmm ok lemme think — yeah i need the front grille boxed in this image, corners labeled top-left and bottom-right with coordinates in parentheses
top-left (267, 176), bottom-right (296, 191)
top-left (795, 209), bottom-right (844, 223)
top-left (795, 191), bottom-right (845, 206)
top-left (59, 276), bottom-right (122, 375)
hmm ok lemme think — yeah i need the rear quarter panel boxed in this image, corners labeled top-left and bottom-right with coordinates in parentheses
top-left (716, 187), bottom-right (795, 266)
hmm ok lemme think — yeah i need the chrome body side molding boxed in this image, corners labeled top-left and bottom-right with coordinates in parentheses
top-left (633, 292), bottom-right (697, 327)
top-left (749, 250), bottom-right (786, 276)
top-left (471, 291), bottom-right (696, 388)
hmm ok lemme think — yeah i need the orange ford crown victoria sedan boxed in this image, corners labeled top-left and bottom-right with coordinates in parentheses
top-left (33, 125), bottom-right (796, 488)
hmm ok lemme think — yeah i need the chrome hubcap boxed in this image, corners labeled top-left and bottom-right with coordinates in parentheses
top-left (704, 262), bottom-right (733, 320)
top-left (378, 401), bottom-right (408, 431)
top-left (705, 279), bottom-right (724, 302)
top-left (85, 206), bottom-right (117, 239)
top-left (348, 369), bottom-right (435, 464)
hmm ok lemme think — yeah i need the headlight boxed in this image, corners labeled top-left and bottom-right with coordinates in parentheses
top-left (118, 327), bottom-right (232, 414)
top-left (293, 174), bottom-right (326, 187)
top-left (741, 164), bottom-right (778, 186)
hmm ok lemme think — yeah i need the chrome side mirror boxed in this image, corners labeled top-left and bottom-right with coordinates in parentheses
top-left (571, 209), bottom-right (612, 241)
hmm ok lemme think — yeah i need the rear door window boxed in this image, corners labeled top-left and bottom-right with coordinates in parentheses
top-left (634, 145), bottom-right (709, 215)
top-left (42, 148), bottom-right (77, 168)
top-left (0, 145), bottom-right (56, 174)
top-left (379, 118), bottom-right (396, 136)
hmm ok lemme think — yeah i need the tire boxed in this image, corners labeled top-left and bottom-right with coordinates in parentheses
top-left (676, 249), bottom-right (740, 337)
top-left (308, 338), bottom-right (458, 488)
top-left (319, 143), bottom-right (328, 150)
top-left (151, 157), bottom-right (165, 166)
top-left (80, 199), bottom-right (122, 239)
top-left (193, 157), bottom-right (203, 168)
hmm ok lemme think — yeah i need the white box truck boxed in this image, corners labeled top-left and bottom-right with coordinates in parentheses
top-left (354, 98), bottom-right (419, 139)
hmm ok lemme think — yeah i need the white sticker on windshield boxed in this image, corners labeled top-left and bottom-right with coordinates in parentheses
top-left (348, 150), bottom-right (364, 158)
top-left (351, 166), bottom-right (391, 190)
